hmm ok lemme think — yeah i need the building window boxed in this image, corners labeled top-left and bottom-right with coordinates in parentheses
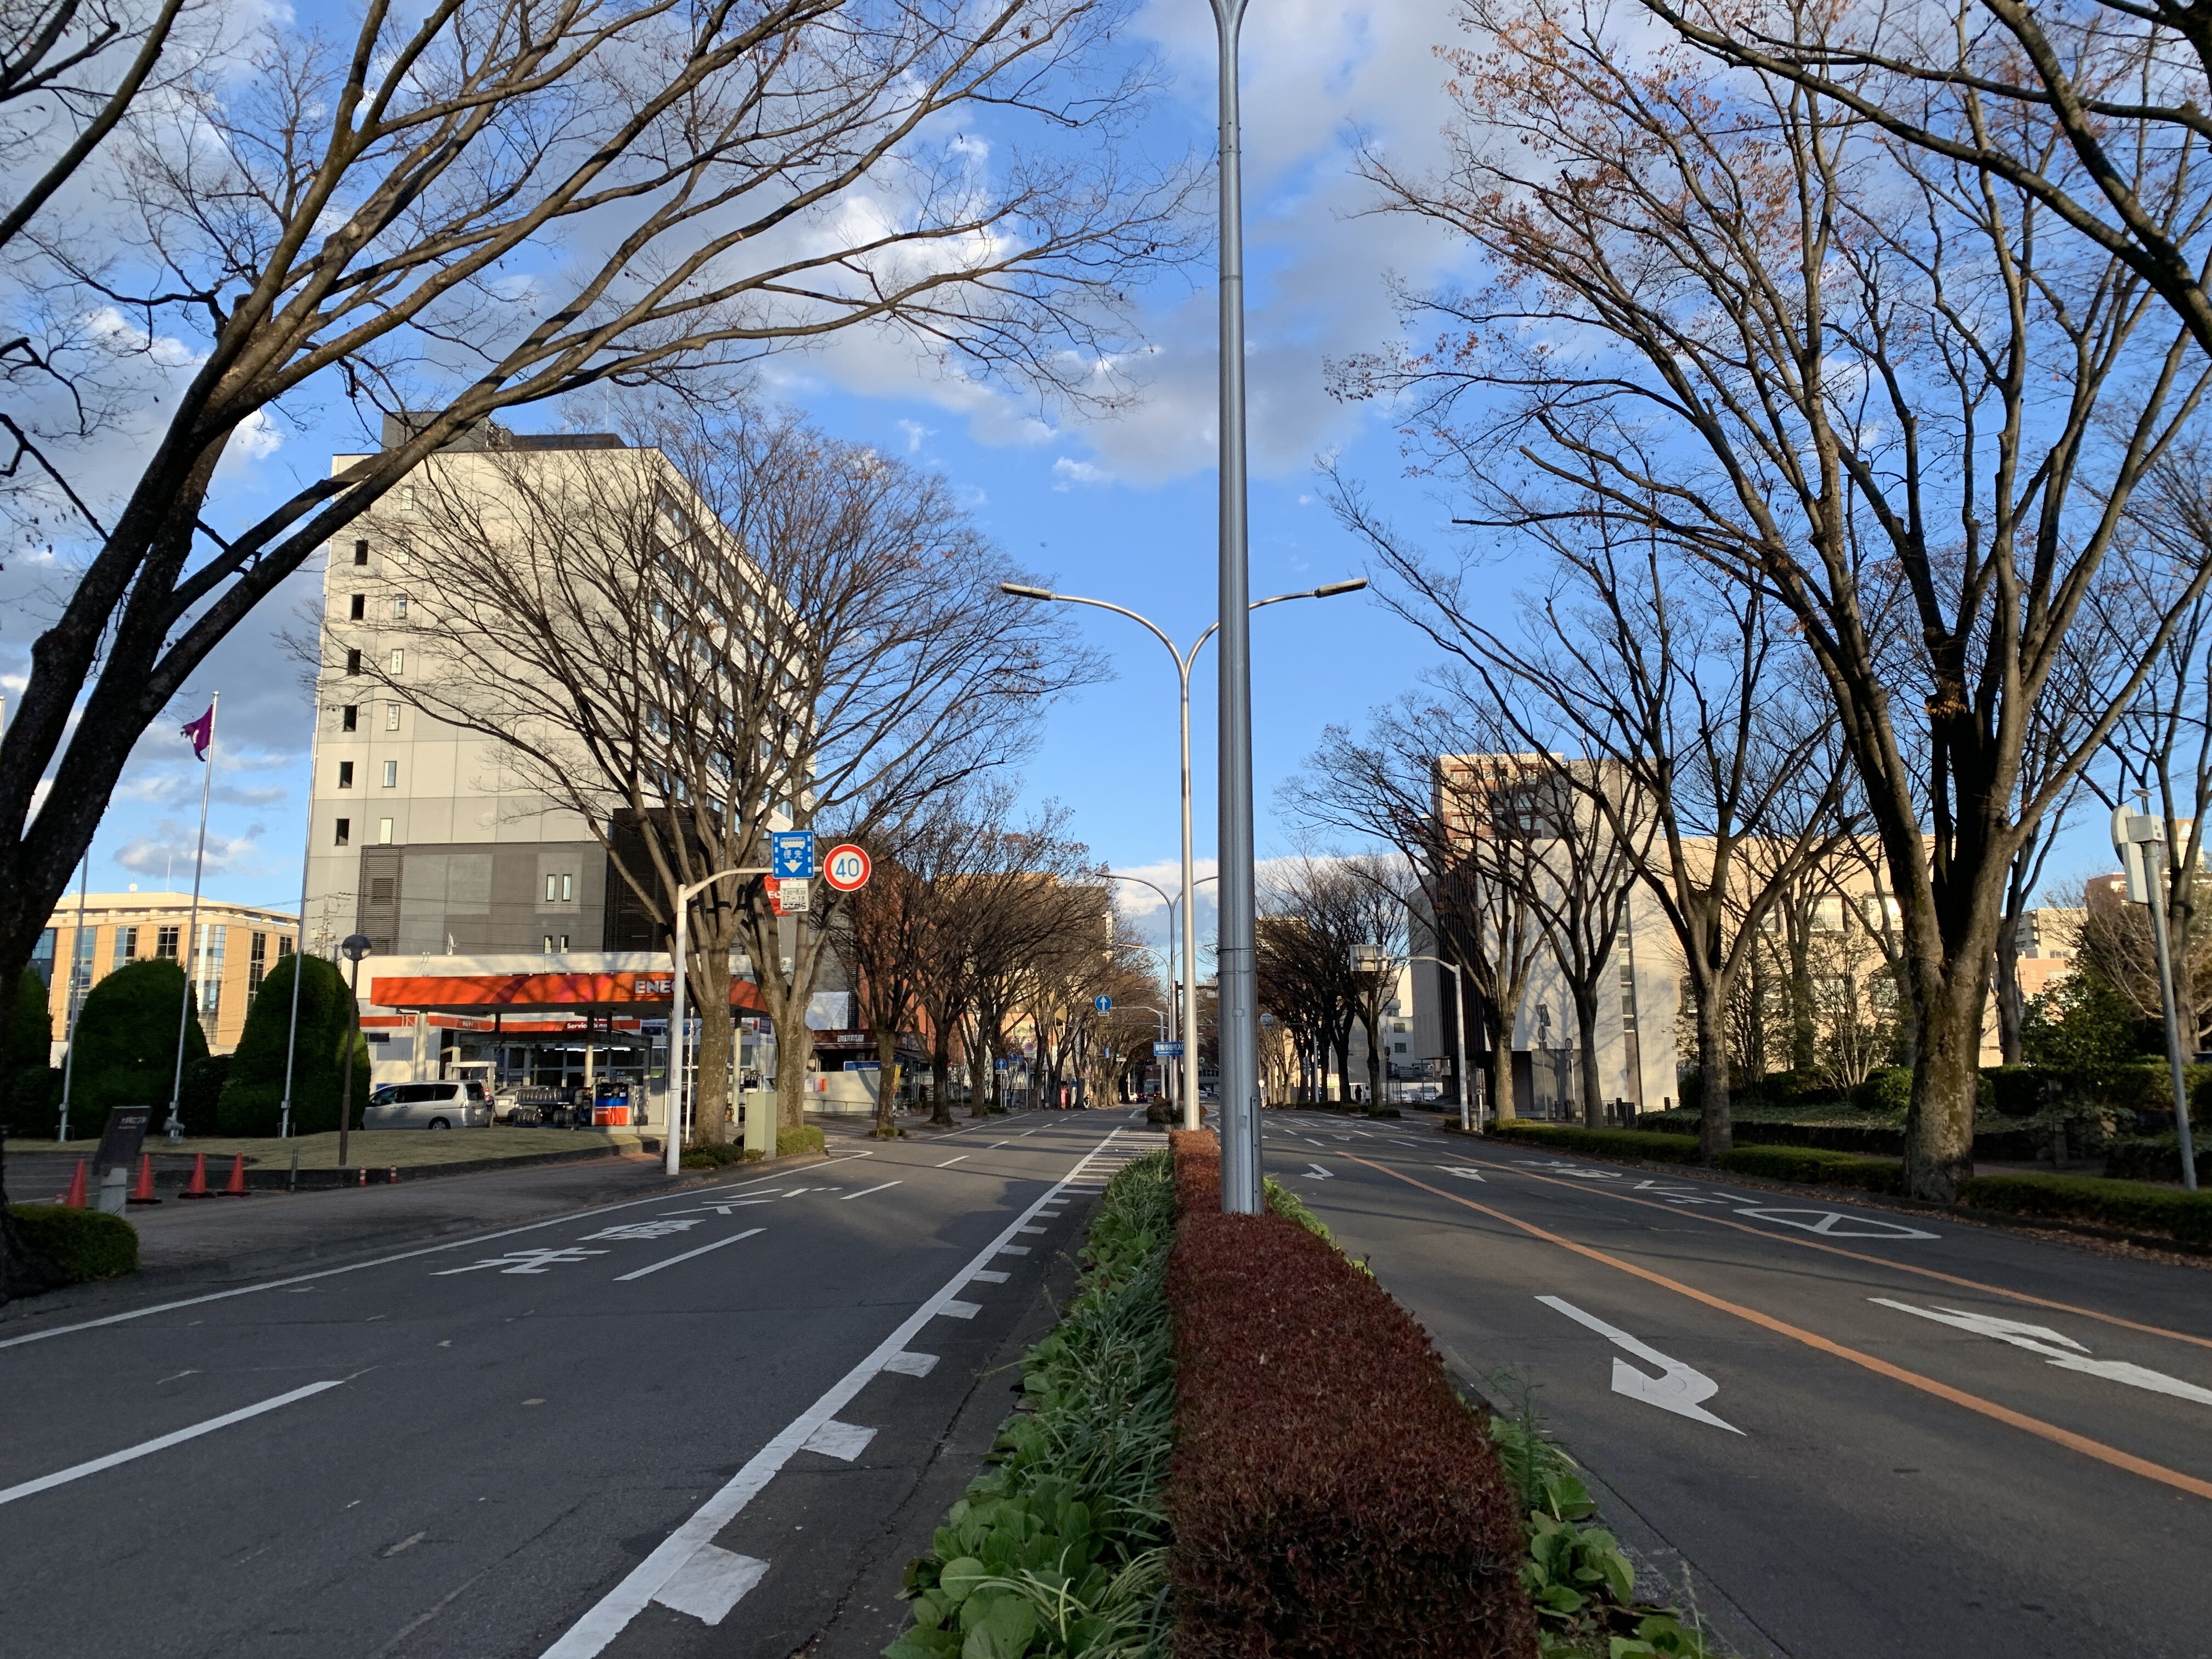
top-left (392, 596), bottom-right (408, 619)
top-left (348, 592), bottom-right (365, 620)
top-left (388, 648), bottom-right (404, 674)
top-left (369, 877), bottom-right (396, 906)
top-left (115, 926), bottom-right (138, 966)
top-left (542, 934), bottom-right (571, 954)
top-left (543, 934), bottom-right (555, 954)
top-left (335, 819), bottom-right (351, 847)
top-left (346, 648), bottom-right (362, 675)
top-left (385, 702), bottom-right (400, 731)
top-left (353, 539), bottom-right (369, 566)
top-left (545, 873), bottom-right (574, 902)
top-left (337, 761), bottom-right (354, 789)
top-left (278, 936), bottom-right (294, 958)
top-left (398, 484), bottom-right (416, 511)
top-left (249, 931), bottom-right (268, 995)
top-left (70, 927), bottom-right (95, 996)
top-left (382, 760), bottom-right (398, 788)
top-left (194, 925), bottom-right (226, 1018)
top-left (156, 926), bottom-right (180, 960)
top-left (30, 928), bottom-right (55, 987)
top-left (341, 704), bottom-right (358, 732)
top-left (377, 818), bottom-right (393, 844)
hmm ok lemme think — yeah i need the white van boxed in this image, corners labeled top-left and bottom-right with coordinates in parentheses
top-left (363, 1081), bottom-right (493, 1130)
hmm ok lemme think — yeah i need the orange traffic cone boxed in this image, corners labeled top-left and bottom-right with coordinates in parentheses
top-left (178, 1153), bottom-right (213, 1200)
top-left (128, 1154), bottom-right (160, 1206)
top-left (218, 1154), bottom-right (250, 1197)
top-left (60, 1159), bottom-right (87, 1209)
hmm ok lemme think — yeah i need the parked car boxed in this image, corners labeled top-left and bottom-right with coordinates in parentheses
top-left (363, 1081), bottom-right (493, 1130)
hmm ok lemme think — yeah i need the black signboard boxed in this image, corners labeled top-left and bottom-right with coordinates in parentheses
top-left (93, 1106), bottom-right (150, 1183)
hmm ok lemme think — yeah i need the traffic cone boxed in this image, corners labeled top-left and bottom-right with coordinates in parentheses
top-left (218, 1154), bottom-right (250, 1197)
top-left (387, 1166), bottom-right (398, 1184)
top-left (356, 1166), bottom-right (367, 1187)
top-left (178, 1153), bottom-right (212, 1200)
top-left (128, 1154), bottom-right (160, 1206)
top-left (60, 1159), bottom-right (87, 1209)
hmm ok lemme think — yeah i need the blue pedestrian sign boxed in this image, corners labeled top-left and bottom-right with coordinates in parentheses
top-left (771, 831), bottom-right (815, 879)
top-left (1092, 994), bottom-right (1112, 1013)
top-left (1153, 1041), bottom-right (1184, 1058)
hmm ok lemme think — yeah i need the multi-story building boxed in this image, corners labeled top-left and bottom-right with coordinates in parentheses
top-left (32, 891), bottom-right (298, 1054)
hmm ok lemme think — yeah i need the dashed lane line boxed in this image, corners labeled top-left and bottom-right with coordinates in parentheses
top-left (614, 1229), bottom-right (765, 1283)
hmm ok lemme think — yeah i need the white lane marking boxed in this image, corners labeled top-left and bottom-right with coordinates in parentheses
top-left (1873, 1300), bottom-right (2212, 1407)
top-left (1737, 1208), bottom-right (1939, 1240)
top-left (653, 1545), bottom-right (767, 1626)
top-left (839, 1182), bottom-right (902, 1201)
top-left (800, 1419), bottom-right (878, 1460)
top-left (996, 1245), bottom-right (1031, 1256)
top-left (614, 1229), bottom-right (765, 1282)
top-left (936, 1155), bottom-right (969, 1168)
top-left (0, 1381), bottom-right (345, 1507)
top-left (882, 1352), bottom-right (938, 1378)
top-left (1303, 1164), bottom-right (1334, 1180)
top-left (1538, 1296), bottom-right (1743, 1434)
top-left (970, 1270), bottom-right (1009, 1284)
top-left (665, 1200), bottom-right (776, 1215)
top-left (1437, 1167), bottom-right (1487, 1182)
top-left (436, 1248), bottom-right (611, 1277)
top-left (937, 1301), bottom-right (982, 1320)
top-left (579, 1219), bottom-right (703, 1242)
top-left (0, 1157), bottom-right (879, 1353)
top-left (539, 1128), bottom-right (1126, 1657)
top-left (1015, 1225), bottom-right (1046, 1236)
top-left (989, 1142), bottom-right (1008, 1149)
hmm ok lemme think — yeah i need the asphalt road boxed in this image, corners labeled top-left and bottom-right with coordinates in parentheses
top-left (0, 1109), bottom-right (1153, 1659)
top-left (1264, 1114), bottom-right (2212, 1659)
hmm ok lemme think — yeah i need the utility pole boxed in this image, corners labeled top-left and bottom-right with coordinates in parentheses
top-left (2114, 802), bottom-right (2200, 1192)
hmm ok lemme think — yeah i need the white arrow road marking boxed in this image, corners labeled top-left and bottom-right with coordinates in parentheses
top-left (1538, 1296), bottom-right (1743, 1434)
top-left (1304, 1164), bottom-right (1335, 1180)
top-left (1437, 1166), bottom-right (1487, 1181)
top-left (665, 1200), bottom-right (776, 1215)
top-left (578, 1219), bottom-right (704, 1242)
top-left (1736, 1207), bottom-right (1939, 1240)
top-left (0, 1381), bottom-right (346, 1507)
top-left (1872, 1300), bottom-right (2212, 1407)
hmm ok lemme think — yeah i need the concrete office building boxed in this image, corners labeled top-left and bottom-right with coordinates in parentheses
top-left (32, 891), bottom-right (298, 1054)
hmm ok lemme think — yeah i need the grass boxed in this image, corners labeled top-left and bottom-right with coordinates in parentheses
top-left (10, 1126), bottom-right (655, 1170)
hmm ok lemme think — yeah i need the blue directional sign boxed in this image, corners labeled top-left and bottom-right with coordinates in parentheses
top-left (771, 830), bottom-right (815, 879)
top-left (1092, 994), bottom-right (1113, 1013)
top-left (1153, 1041), bottom-right (1184, 1058)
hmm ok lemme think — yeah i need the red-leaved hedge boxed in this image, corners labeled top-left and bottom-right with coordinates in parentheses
top-left (1164, 1131), bottom-right (1536, 1657)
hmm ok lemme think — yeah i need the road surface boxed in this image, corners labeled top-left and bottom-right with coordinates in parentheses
top-left (1266, 1114), bottom-right (2212, 1659)
top-left (0, 1110), bottom-right (1150, 1659)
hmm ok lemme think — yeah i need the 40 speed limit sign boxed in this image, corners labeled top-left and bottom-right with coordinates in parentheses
top-left (823, 843), bottom-right (872, 892)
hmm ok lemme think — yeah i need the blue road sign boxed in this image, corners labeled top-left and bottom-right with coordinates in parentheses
top-left (1093, 994), bottom-right (1113, 1013)
top-left (1153, 1040), bottom-right (1184, 1058)
top-left (843, 1059), bottom-right (883, 1071)
top-left (771, 830), bottom-right (815, 879)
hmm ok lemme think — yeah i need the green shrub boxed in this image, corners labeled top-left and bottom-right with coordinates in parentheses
top-left (4, 1066), bottom-right (62, 1139)
top-left (1850, 1066), bottom-right (1911, 1114)
top-left (216, 955), bottom-right (368, 1136)
top-left (63, 960), bottom-right (206, 1139)
top-left (179, 1054), bottom-right (229, 1137)
top-left (1957, 1172), bottom-right (2212, 1247)
top-left (679, 1141), bottom-right (763, 1169)
top-left (1983, 1065), bottom-right (2047, 1118)
top-left (9, 1204), bottom-right (138, 1282)
top-left (776, 1124), bottom-right (825, 1158)
top-left (1, 968), bottom-right (55, 1136)
top-left (1489, 1122), bottom-right (1701, 1163)
top-left (1717, 1143), bottom-right (1905, 1194)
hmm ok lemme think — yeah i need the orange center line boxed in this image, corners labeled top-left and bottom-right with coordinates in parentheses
top-left (1431, 1143), bottom-right (2212, 1354)
top-left (1340, 1153), bottom-right (2212, 1504)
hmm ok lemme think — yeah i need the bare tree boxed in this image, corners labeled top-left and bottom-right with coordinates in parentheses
top-left (836, 817), bottom-right (943, 1138)
top-left (1341, 0), bottom-right (2212, 1198)
top-left (0, 0), bottom-right (1188, 1062)
top-left (347, 407), bottom-right (1096, 1143)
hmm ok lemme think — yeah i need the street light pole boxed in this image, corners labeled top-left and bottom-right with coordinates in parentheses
top-left (2115, 802), bottom-right (2200, 1192)
top-left (1407, 954), bottom-right (1471, 1131)
top-left (665, 866), bottom-right (770, 1178)
top-left (337, 934), bottom-right (371, 1172)
top-left (1113, 874), bottom-right (1181, 1119)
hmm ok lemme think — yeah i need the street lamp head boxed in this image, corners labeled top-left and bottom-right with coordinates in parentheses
top-left (1312, 578), bottom-right (1368, 599)
top-left (999, 582), bottom-right (1055, 601)
top-left (340, 933), bottom-right (373, 963)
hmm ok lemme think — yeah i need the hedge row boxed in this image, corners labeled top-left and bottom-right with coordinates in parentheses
top-left (1491, 1123), bottom-right (1908, 1194)
top-left (9, 1205), bottom-right (138, 1282)
top-left (890, 1150), bottom-right (1177, 1659)
top-left (1956, 1173), bottom-right (2212, 1249)
top-left (1165, 1130), bottom-right (1534, 1657)
top-left (1489, 1123), bottom-right (1699, 1163)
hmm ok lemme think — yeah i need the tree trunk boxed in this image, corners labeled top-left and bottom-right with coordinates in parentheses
top-left (872, 1028), bottom-right (900, 1138)
top-left (1786, 907), bottom-right (1816, 1074)
top-left (1994, 927), bottom-right (2025, 1065)
top-left (967, 1029), bottom-right (990, 1119)
top-left (689, 951), bottom-right (735, 1146)
top-left (1573, 984), bottom-right (1604, 1128)
top-left (1906, 965), bottom-right (1987, 1201)
top-left (929, 1032), bottom-right (955, 1127)
top-left (1362, 1006), bottom-right (1384, 1113)
top-left (1695, 984), bottom-right (1733, 1163)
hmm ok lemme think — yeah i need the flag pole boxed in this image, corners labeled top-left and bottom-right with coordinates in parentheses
top-left (57, 854), bottom-right (91, 1142)
top-left (278, 676), bottom-right (325, 1139)
top-left (167, 692), bottom-right (218, 1143)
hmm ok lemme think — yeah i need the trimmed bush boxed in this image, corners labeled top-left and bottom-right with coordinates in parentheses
top-left (1489, 1122), bottom-right (1700, 1164)
top-left (216, 955), bottom-right (368, 1136)
top-left (890, 1150), bottom-right (1176, 1659)
top-left (1849, 1066), bottom-right (1911, 1114)
top-left (63, 959), bottom-right (205, 1139)
top-left (1165, 1130), bottom-right (1536, 1657)
top-left (776, 1124), bottom-right (825, 1158)
top-left (679, 1142), bottom-right (763, 1169)
top-left (10, 1204), bottom-right (138, 1282)
top-left (1983, 1065), bottom-right (2046, 1119)
top-left (1716, 1143), bottom-right (1905, 1194)
top-left (1957, 1173), bottom-right (2212, 1247)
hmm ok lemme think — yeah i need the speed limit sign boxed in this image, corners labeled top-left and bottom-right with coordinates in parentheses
top-left (823, 842), bottom-right (872, 892)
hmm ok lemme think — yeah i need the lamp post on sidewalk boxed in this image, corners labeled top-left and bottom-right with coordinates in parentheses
top-left (1002, 581), bottom-right (1361, 1150)
top-left (1406, 954), bottom-right (1472, 1132)
top-left (665, 866), bottom-right (770, 1178)
top-left (337, 934), bottom-right (371, 1171)
top-left (2113, 802), bottom-right (2200, 1192)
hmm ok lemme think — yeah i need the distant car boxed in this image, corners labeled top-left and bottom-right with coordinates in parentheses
top-left (364, 1081), bottom-right (493, 1130)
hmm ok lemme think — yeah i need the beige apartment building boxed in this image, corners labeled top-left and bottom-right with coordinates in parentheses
top-left (33, 891), bottom-right (298, 1055)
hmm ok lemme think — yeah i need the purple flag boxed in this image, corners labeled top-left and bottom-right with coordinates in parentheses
top-left (180, 704), bottom-right (214, 760)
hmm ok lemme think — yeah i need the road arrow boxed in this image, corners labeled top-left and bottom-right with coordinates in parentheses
top-left (1437, 1166), bottom-right (1487, 1181)
top-left (1539, 1295), bottom-right (1743, 1433)
top-left (1304, 1164), bottom-right (1334, 1180)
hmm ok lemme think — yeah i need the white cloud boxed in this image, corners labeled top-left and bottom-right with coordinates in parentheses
top-left (1052, 456), bottom-right (1108, 489)
top-left (114, 820), bottom-right (268, 879)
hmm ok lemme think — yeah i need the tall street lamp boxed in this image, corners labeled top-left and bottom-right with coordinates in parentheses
top-left (337, 934), bottom-right (371, 1171)
top-left (1112, 873), bottom-right (1182, 1119)
top-left (665, 866), bottom-right (769, 1178)
top-left (1406, 953), bottom-right (1472, 1131)
top-left (1001, 579), bottom-right (1363, 1145)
